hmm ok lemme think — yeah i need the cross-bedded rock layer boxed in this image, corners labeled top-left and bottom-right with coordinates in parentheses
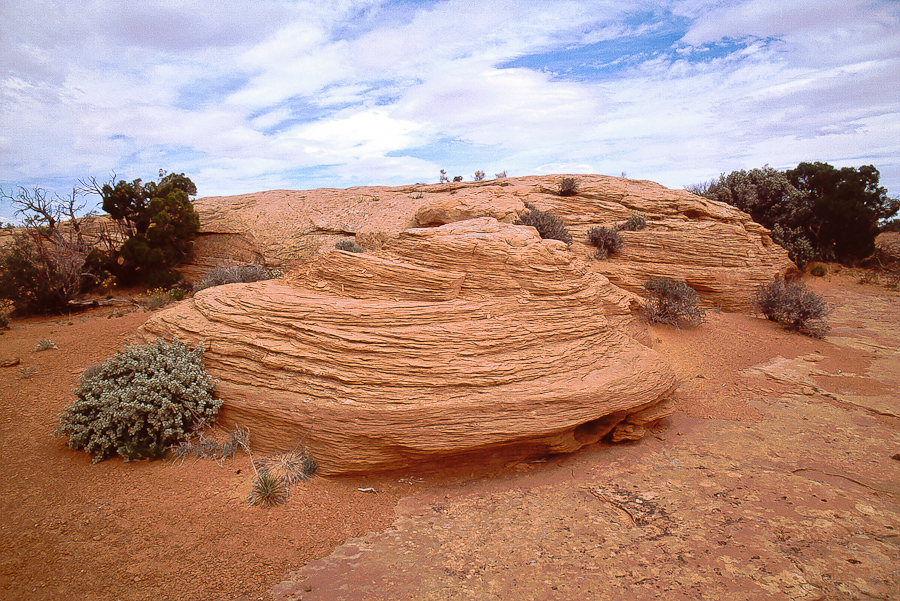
top-left (185, 174), bottom-right (793, 310)
top-left (142, 218), bottom-right (677, 474)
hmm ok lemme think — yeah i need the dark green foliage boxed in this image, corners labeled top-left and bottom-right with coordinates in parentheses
top-left (643, 277), bottom-right (706, 328)
top-left (514, 205), bottom-right (572, 244)
top-left (699, 163), bottom-right (898, 265)
top-left (752, 280), bottom-right (831, 338)
top-left (881, 218), bottom-right (900, 233)
top-left (558, 177), bottom-right (579, 196)
top-left (0, 313), bottom-right (9, 330)
top-left (96, 173), bottom-right (200, 286)
top-left (335, 239), bottom-right (365, 253)
top-left (787, 162), bottom-right (899, 262)
top-left (54, 338), bottom-right (220, 463)
top-left (587, 226), bottom-right (624, 259)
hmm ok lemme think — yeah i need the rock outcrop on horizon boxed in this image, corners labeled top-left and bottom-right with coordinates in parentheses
top-left (186, 175), bottom-right (792, 310)
top-left (142, 217), bottom-right (677, 474)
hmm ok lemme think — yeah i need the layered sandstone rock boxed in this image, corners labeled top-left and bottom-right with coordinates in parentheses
top-left (145, 175), bottom-right (793, 473)
top-left (186, 175), bottom-right (792, 309)
top-left (142, 218), bottom-right (677, 474)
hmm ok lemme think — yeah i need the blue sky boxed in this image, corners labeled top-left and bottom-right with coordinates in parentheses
top-left (2, 0), bottom-right (899, 221)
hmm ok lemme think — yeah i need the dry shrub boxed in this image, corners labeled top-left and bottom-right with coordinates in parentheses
top-left (558, 177), bottom-right (579, 196)
top-left (644, 277), bottom-right (706, 328)
top-left (620, 212), bottom-right (647, 231)
top-left (752, 280), bottom-right (831, 338)
top-left (514, 205), bottom-right (572, 244)
top-left (587, 226), bottom-right (623, 259)
top-left (254, 448), bottom-right (318, 486)
top-left (246, 446), bottom-right (317, 508)
top-left (195, 264), bottom-right (275, 291)
top-left (247, 472), bottom-right (289, 508)
top-left (335, 239), bottom-right (364, 253)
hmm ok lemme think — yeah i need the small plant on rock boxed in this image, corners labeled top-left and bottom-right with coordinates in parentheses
top-left (587, 226), bottom-right (624, 259)
top-left (620, 212), bottom-right (647, 231)
top-left (474, 171), bottom-right (485, 181)
top-left (643, 277), bottom-right (706, 328)
top-left (752, 279), bottom-right (831, 338)
top-left (558, 177), bottom-right (579, 196)
top-left (54, 337), bottom-right (220, 463)
top-left (195, 264), bottom-right (278, 291)
top-left (335, 239), bottom-right (365, 253)
top-left (514, 204), bottom-right (572, 244)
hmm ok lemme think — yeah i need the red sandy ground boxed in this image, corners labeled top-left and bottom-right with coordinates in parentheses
top-left (1, 271), bottom-right (898, 600)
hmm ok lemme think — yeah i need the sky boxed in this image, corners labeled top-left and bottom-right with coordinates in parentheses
top-left (2, 0), bottom-right (899, 221)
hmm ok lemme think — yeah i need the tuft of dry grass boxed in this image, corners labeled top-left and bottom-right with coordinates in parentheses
top-left (34, 338), bottom-right (57, 351)
top-left (254, 447), bottom-right (318, 487)
top-left (247, 472), bottom-right (289, 508)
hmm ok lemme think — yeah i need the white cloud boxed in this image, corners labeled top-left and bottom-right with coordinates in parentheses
top-left (1, 0), bottom-right (898, 204)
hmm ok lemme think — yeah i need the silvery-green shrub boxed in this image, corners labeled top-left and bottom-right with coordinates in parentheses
top-left (54, 337), bottom-right (219, 463)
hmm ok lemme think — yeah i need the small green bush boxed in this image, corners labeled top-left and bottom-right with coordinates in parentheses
top-left (54, 337), bottom-right (220, 463)
top-left (808, 263), bottom-right (827, 277)
top-left (752, 280), bottom-right (831, 338)
top-left (587, 226), bottom-right (624, 259)
top-left (644, 277), bottom-right (706, 328)
top-left (514, 205), bottom-right (572, 244)
top-left (558, 177), bottom-right (579, 196)
top-left (0, 313), bottom-right (8, 330)
top-left (620, 212), bottom-right (647, 231)
top-left (335, 239), bottom-right (365, 253)
top-left (195, 264), bottom-right (277, 291)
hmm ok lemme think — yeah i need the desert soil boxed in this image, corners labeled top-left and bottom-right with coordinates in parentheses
top-left (1, 271), bottom-right (898, 601)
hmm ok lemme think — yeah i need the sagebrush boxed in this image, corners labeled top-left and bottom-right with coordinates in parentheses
top-left (620, 212), bottom-right (647, 231)
top-left (335, 239), bottom-right (365, 253)
top-left (558, 177), bottom-right (579, 196)
top-left (752, 280), bottom-right (831, 338)
top-left (54, 337), bottom-right (220, 463)
top-left (514, 205), bottom-right (572, 244)
top-left (587, 226), bottom-right (623, 259)
top-left (643, 277), bottom-right (706, 327)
